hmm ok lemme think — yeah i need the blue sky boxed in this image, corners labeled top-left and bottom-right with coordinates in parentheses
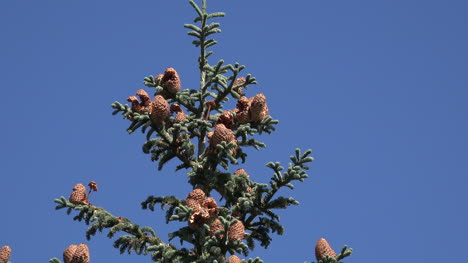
top-left (1, 0), bottom-right (467, 262)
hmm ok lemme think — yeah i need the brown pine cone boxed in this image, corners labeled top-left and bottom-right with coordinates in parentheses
top-left (127, 95), bottom-right (144, 113)
top-left (233, 168), bottom-right (249, 178)
top-left (188, 209), bottom-right (211, 229)
top-left (228, 220), bottom-right (245, 240)
top-left (209, 124), bottom-right (235, 146)
top-left (149, 95), bottom-right (169, 125)
top-left (63, 243), bottom-right (90, 263)
top-left (170, 104), bottom-right (187, 123)
top-left (217, 110), bottom-right (234, 129)
top-left (175, 112), bottom-right (186, 123)
top-left (69, 184), bottom-right (88, 205)
top-left (208, 123), bottom-right (237, 156)
top-left (233, 77), bottom-right (246, 96)
top-left (227, 254), bottom-right (242, 263)
top-left (208, 218), bottom-right (225, 239)
top-left (186, 189), bottom-right (206, 204)
top-left (235, 96), bottom-right (251, 124)
top-left (249, 93), bottom-right (269, 122)
top-left (136, 89), bottom-right (151, 107)
top-left (206, 131), bottom-right (214, 141)
top-left (185, 188), bottom-right (206, 212)
top-left (161, 67), bottom-right (181, 94)
top-left (315, 238), bottom-right (337, 261)
top-left (155, 73), bottom-right (164, 83)
top-left (203, 197), bottom-right (219, 219)
top-left (127, 89), bottom-right (152, 114)
top-left (0, 246), bottom-right (11, 263)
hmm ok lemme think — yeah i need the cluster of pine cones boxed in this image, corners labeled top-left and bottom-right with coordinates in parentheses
top-left (126, 69), bottom-right (270, 157)
top-left (185, 189), bottom-right (245, 242)
top-left (205, 80), bottom-right (269, 156)
top-left (127, 68), bottom-right (184, 126)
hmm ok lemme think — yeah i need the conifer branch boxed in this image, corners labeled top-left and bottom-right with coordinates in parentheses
top-left (54, 196), bottom-right (167, 255)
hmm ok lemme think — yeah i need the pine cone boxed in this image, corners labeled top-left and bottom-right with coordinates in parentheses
top-left (233, 77), bottom-right (246, 96)
top-left (228, 220), bottom-right (245, 240)
top-left (127, 95), bottom-right (144, 113)
top-left (209, 124), bottom-right (235, 146)
top-left (63, 243), bottom-right (90, 263)
top-left (189, 209), bottom-right (211, 229)
top-left (203, 197), bottom-right (219, 219)
top-left (0, 246), bottom-right (11, 263)
top-left (69, 184), bottom-right (88, 205)
top-left (149, 95), bottom-right (169, 125)
top-left (217, 110), bottom-right (234, 129)
top-left (155, 73), bottom-right (164, 83)
top-left (161, 67), bottom-right (181, 94)
top-left (249, 93), bottom-right (269, 122)
top-left (127, 89), bottom-right (152, 114)
top-left (208, 123), bottom-right (238, 156)
top-left (208, 218), bottom-right (225, 239)
top-left (235, 96), bottom-right (251, 124)
top-left (170, 104), bottom-right (187, 123)
top-left (175, 110), bottom-right (186, 123)
top-left (185, 188), bottom-right (206, 214)
top-left (233, 168), bottom-right (249, 178)
top-left (315, 238), bottom-right (337, 261)
top-left (136, 89), bottom-right (151, 106)
top-left (186, 189), bottom-right (206, 204)
top-left (227, 254), bottom-right (242, 263)
top-left (206, 131), bottom-right (214, 141)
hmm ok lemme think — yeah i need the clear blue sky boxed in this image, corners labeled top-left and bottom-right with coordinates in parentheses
top-left (1, 0), bottom-right (467, 262)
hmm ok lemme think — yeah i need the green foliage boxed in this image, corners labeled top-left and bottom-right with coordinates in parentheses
top-left (54, 0), bottom-right (352, 262)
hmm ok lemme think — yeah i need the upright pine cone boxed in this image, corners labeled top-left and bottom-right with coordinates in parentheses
top-left (227, 254), bottom-right (242, 263)
top-left (136, 89), bottom-right (151, 106)
top-left (228, 220), bottom-right (245, 240)
top-left (217, 110), bottom-right (235, 129)
top-left (233, 168), bottom-right (249, 178)
top-left (186, 189), bottom-right (218, 229)
top-left (235, 96), bottom-right (251, 124)
top-left (207, 123), bottom-right (238, 156)
top-left (208, 218), bottom-right (225, 239)
top-left (170, 104), bottom-right (186, 123)
top-left (203, 197), bottom-right (219, 219)
top-left (209, 124), bottom-right (235, 146)
top-left (233, 77), bottom-right (246, 96)
top-left (127, 96), bottom-right (143, 113)
top-left (0, 246), bottom-right (11, 263)
top-left (161, 67), bottom-right (181, 94)
top-left (315, 238), bottom-right (337, 261)
top-left (127, 89), bottom-right (152, 114)
top-left (149, 95), bottom-right (169, 125)
top-left (249, 93), bottom-right (269, 122)
top-left (185, 188), bottom-right (206, 211)
top-left (63, 243), bottom-right (90, 263)
top-left (69, 184), bottom-right (88, 205)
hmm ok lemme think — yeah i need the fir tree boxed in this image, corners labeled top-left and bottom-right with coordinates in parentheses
top-left (45, 1), bottom-right (353, 262)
